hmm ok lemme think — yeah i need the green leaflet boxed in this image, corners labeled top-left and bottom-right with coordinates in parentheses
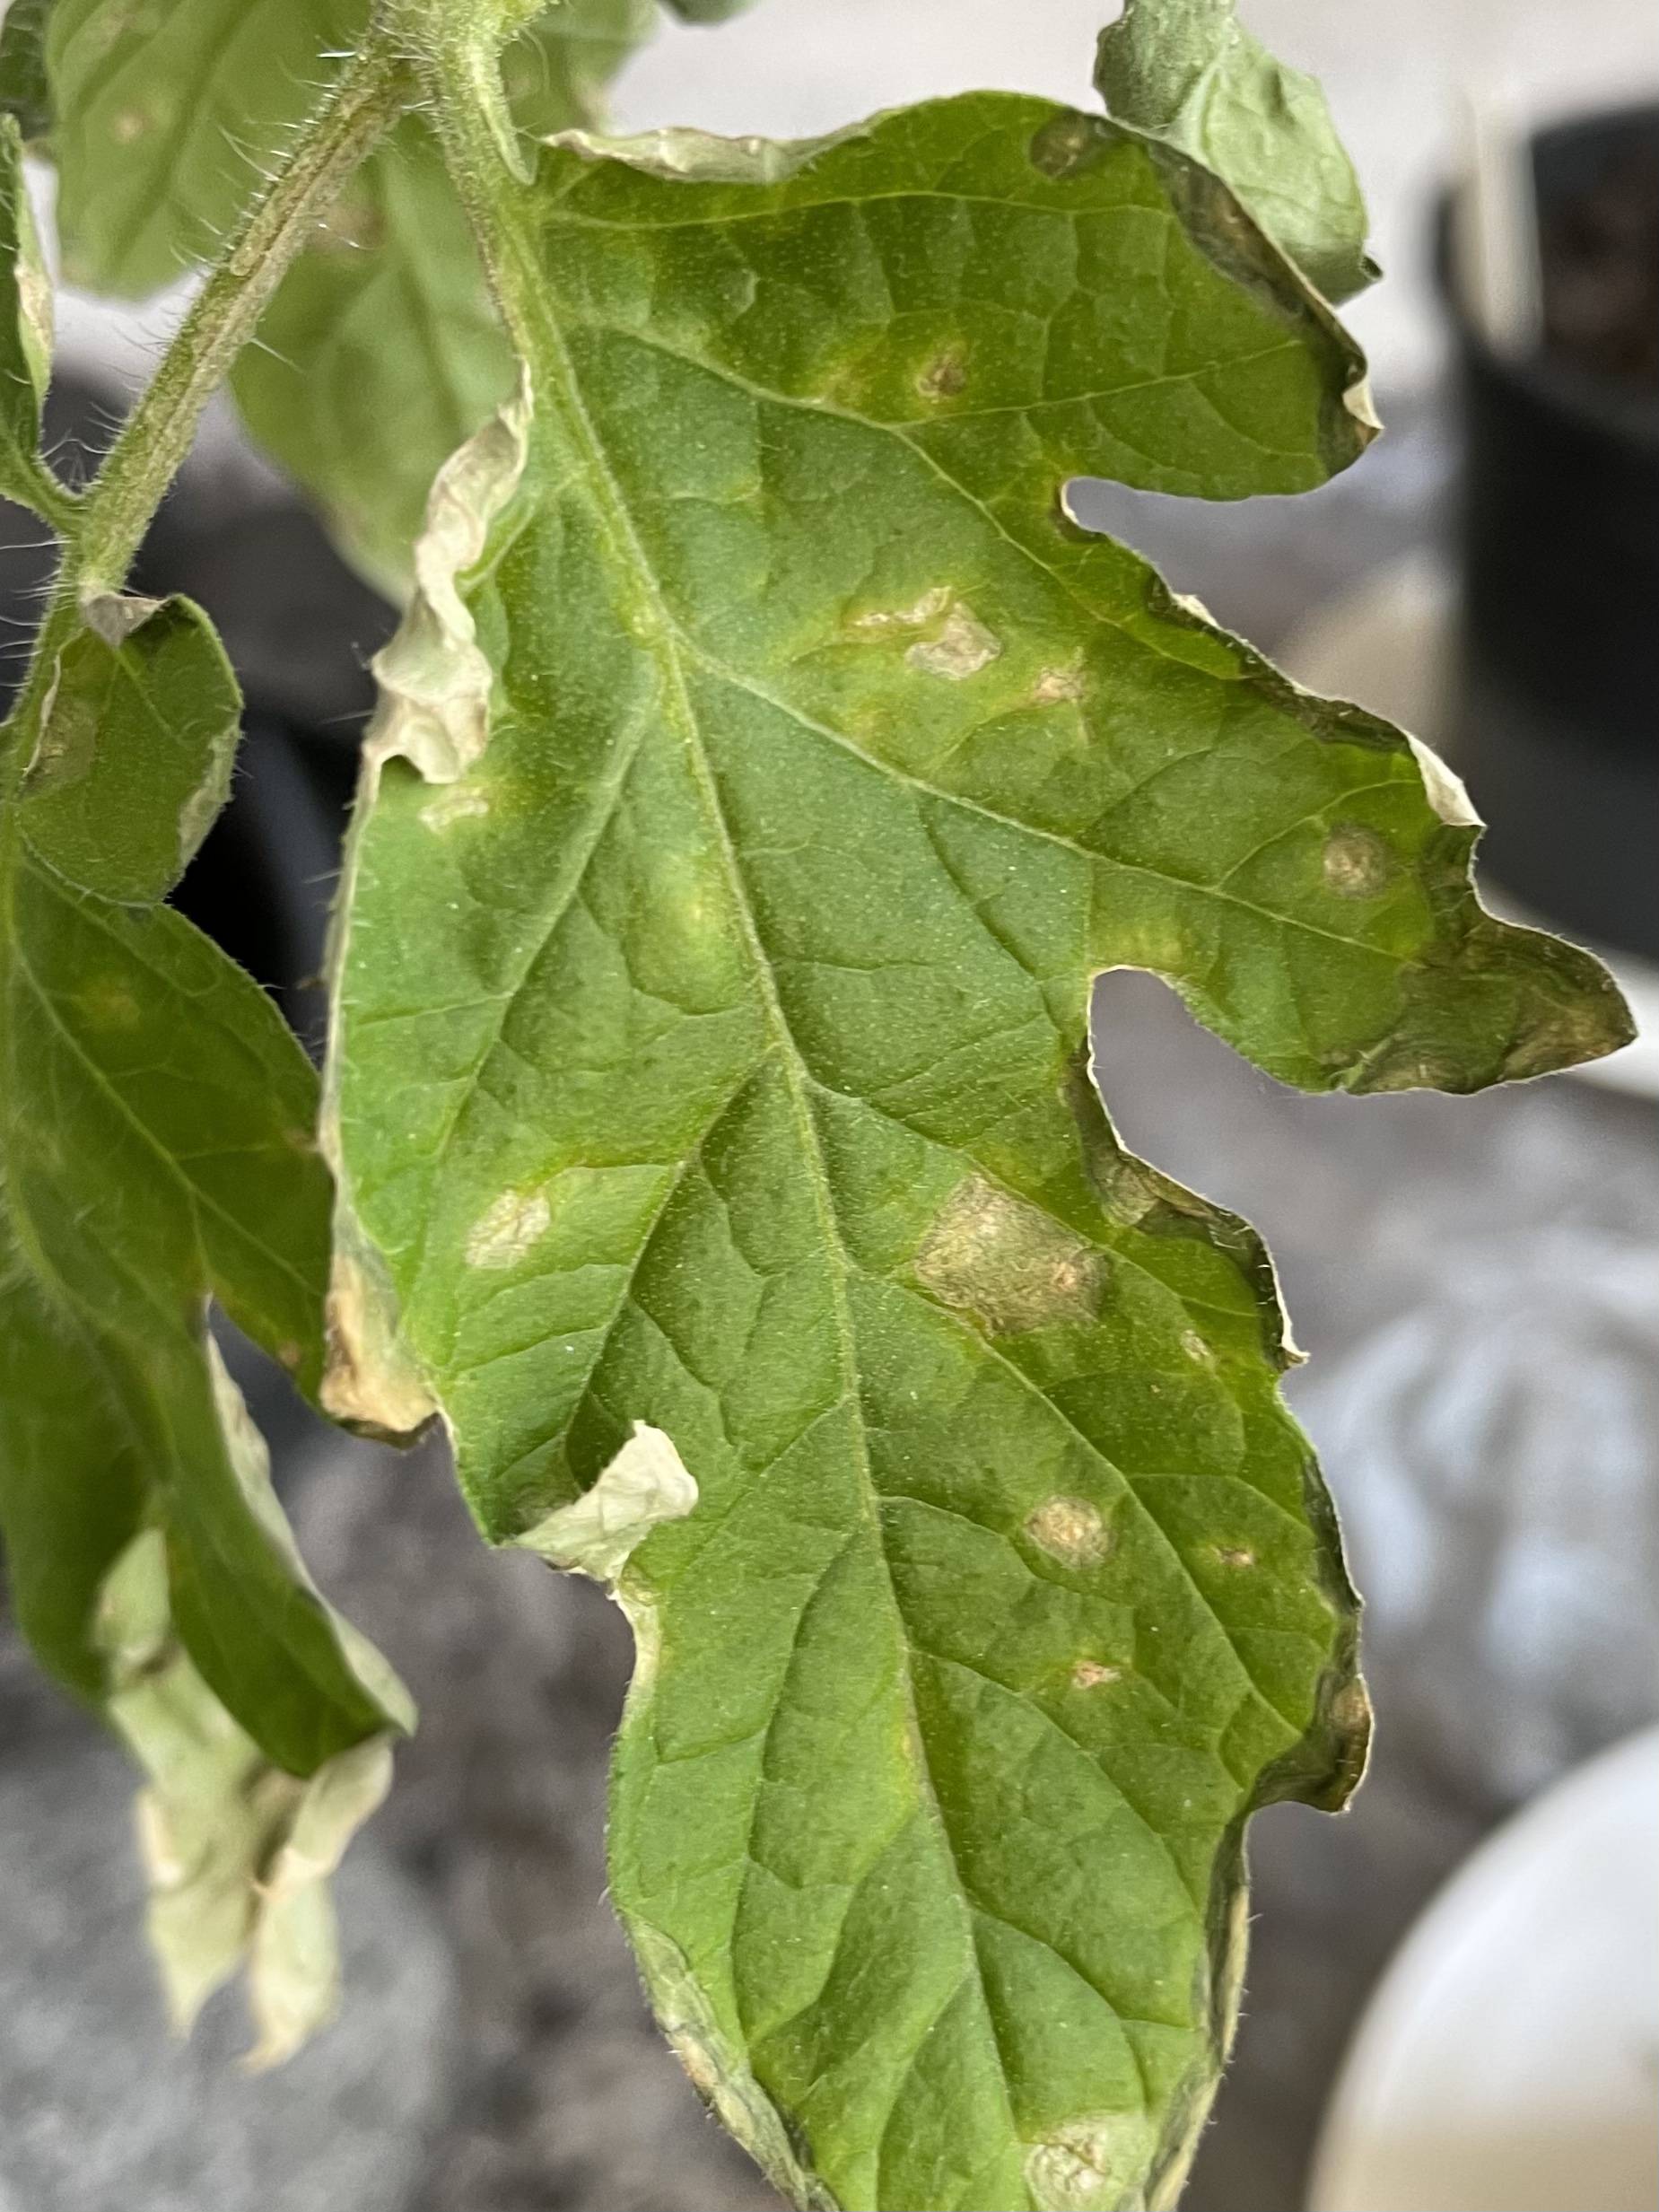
top-left (20, 592), bottom-right (237, 899)
top-left (1096, 0), bottom-right (1376, 304)
top-left (39, 0), bottom-right (719, 588)
top-left (232, 0), bottom-right (663, 594)
top-left (327, 93), bottom-right (1629, 2210)
top-left (231, 117), bottom-right (520, 601)
top-left (46, 0), bottom-right (353, 296)
top-left (0, 591), bottom-right (410, 2050)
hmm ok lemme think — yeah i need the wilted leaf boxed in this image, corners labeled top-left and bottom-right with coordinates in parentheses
top-left (0, 591), bottom-right (410, 2044)
top-left (1096, 0), bottom-right (1377, 304)
top-left (327, 93), bottom-right (1628, 2208)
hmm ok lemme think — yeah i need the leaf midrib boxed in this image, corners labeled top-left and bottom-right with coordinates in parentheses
top-left (496, 207), bottom-right (1035, 2183)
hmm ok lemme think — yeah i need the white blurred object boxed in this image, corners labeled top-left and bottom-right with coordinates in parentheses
top-left (1297, 1229), bottom-right (1659, 1801)
top-left (1452, 92), bottom-right (1544, 356)
top-left (1309, 1727), bottom-right (1659, 2212)
top-left (1279, 554), bottom-right (1659, 1099)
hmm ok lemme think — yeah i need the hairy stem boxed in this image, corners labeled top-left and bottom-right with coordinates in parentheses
top-left (395, 10), bottom-right (546, 354)
top-left (3, 30), bottom-right (411, 765)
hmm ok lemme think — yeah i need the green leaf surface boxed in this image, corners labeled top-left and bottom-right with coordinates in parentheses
top-left (1096, 0), bottom-right (1376, 304)
top-left (19, 591), bottom-right (238, 899)
top-left (40, 0), bottom-right (701, 588)
top-left (231, 117), bottom-right (520, 600)
top-left (0, 591), bottom-right (409, 2039)
top-left (0, 0), bottom-right (55, 142)
top-left (327, 92), bottom-right (1628, 2209)
top-left (225, 0), bottom-right (671, 592)
top-left (45, 0), bottom-right (354, 296)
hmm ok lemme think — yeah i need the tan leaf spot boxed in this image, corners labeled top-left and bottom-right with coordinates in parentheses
top-left (906, 600), bottom-right (1001, 680)
top-left (465, 1188), bottom-right (552, 1270)
top-left (1026, 1496), bottom-right (1109, 1569)
top-left (916, 1176), bottom-right (1108, 1333)
top-left (1322, 825), bottom-right (1391, 897)
top-left (916, 349), bottom-right (967, 399)
top-left (1032, 660), bottom-right (1087, 704)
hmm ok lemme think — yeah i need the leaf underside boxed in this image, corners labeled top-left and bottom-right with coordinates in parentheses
top-left (327, 94), bottom-right (1628, 2212)
top-left (1095, 0), bottom-right (1376, 305)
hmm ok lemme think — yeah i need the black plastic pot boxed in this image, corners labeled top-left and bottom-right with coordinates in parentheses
top-left (1443, 104), bottom-right (1659, 962)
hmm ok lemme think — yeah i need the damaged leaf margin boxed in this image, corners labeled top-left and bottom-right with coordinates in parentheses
top-left (0, 580), bottom-right (413, 2058)
top-left (516, 1420), bottom-right (698, 1585)
top-left (319, 377), bottom-right (532, 1438)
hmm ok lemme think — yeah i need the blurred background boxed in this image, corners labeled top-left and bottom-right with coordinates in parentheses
top-left (2, 4), bottom-right (1656, 2210)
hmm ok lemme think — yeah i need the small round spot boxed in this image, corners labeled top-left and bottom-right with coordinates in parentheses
top-left (916, 351), bottom-right (967, 400)
top-left (78, 981), bottom-right (141, 1030)
top-left (1026, 1495), bottom-right (1108, 1568)
top-left (1029, 113), bottom-right (1105, 178)
top-left (1322, 825), bottom-right (1392, 899)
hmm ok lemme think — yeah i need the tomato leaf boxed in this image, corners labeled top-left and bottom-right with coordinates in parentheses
top-left (325, 93), bottom-right (1628, 2208)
